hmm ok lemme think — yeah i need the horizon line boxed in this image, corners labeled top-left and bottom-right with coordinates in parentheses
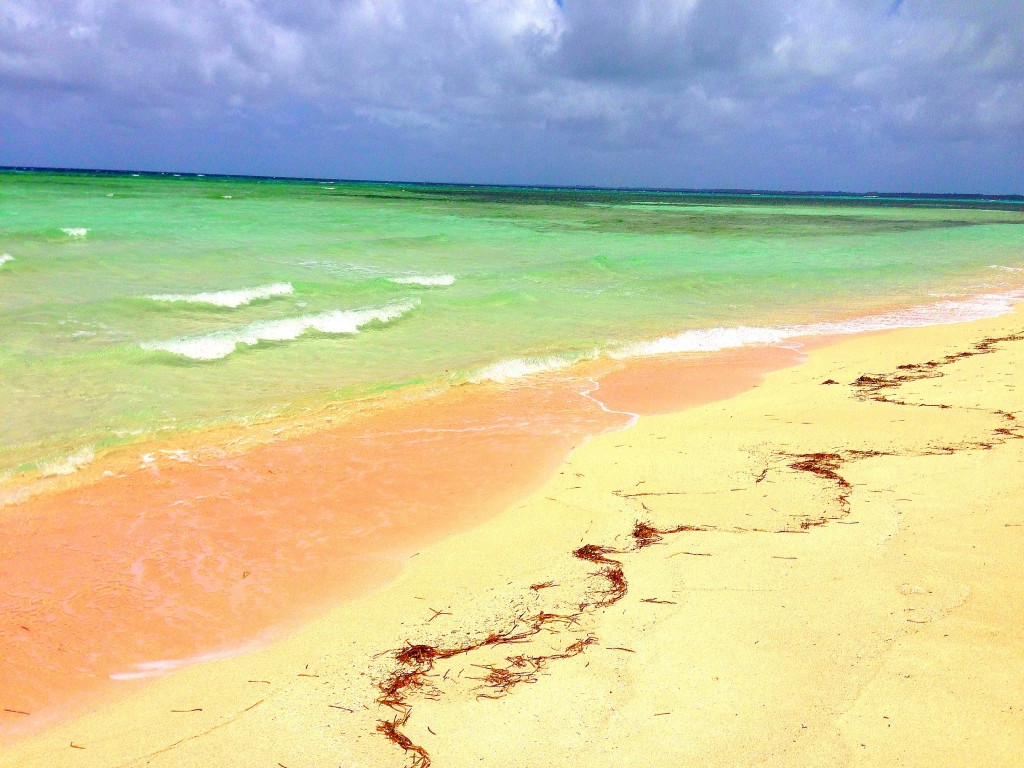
top-left (2, 164), bottom-right (1022, 202)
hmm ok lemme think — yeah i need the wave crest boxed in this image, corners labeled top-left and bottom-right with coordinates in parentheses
top-left (0, 253), bottom-right (12, 267)
top-left (612, 291), bottom-right (1024, 359)
top-left (146, 282), bottom-right (294, 308)
top-left (61, 227), bottom-right (89, 237)
top-left (388, 274), bottom-right (456, 287)
top-left (470, 350), bottom-right (598, 384)
top-left (796, 291), bottom-right (1023, 338)
top-left (140, 299), bottom-right (419, 360)
top-left (40, 446), bottom-right (95, 477)
top-left (610, 326), bottom-right (788, 359)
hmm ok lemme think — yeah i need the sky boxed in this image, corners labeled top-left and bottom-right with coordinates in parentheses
top-left (1, 0), bottom-right (1022, 193)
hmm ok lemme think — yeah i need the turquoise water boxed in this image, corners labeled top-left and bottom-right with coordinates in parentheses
top-left (2, 169), bottom-right (1022, 478)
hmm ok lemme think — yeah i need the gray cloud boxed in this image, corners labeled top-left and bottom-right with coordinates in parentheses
top-left (1, 0), bottom-right (1021, 191)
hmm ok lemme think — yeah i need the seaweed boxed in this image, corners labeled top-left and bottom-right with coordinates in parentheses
top-left (370, 325), bottom-right (1024, 767)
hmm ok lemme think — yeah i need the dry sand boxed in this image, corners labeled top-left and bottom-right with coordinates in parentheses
top-left (3, 309), bottom-right (1022, 767)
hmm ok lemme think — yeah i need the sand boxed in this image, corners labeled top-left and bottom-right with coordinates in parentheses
top-left (2, 309), bottom-right (1022, 767)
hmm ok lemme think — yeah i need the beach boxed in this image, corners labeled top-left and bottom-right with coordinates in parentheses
top-left (1, 173), bottom-right (1022, 764)
top-left (3, 299), bottom-right (1021, 767)
top-left (4, 1), bottom-right (1023, 764)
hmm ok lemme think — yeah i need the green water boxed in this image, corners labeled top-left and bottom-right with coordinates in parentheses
top-left (1, 169), bottom-right (1022, 478)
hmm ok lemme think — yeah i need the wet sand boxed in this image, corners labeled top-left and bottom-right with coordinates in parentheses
top-left (0, 344), bottom-right (802, 740)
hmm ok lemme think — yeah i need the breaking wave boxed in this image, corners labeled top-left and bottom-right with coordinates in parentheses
top-left (140, 299), bottom-right (418, 360)
top-left (611, 290), bottom-right (1024, 359)
top-left (794, 291), bottom-right (1023, 337)
top-left (146, 282), bottom-right (294, 308)
top-left (468, 291), bottom-right (1023, 385)
top-left (39, 446), bottom-right (95, 477)
top-left (470, 350), bottom-right (599, 384)
top-left (470, 356), bottom-right (573, 384)
top-left (61, 227), bottom-right (89, 237)
top-left (0, 253), bottom-right (12, 267)
top-left (609, 326), bottom-right (788, 358)
top-left (388, 274), bottom-right (456, 287)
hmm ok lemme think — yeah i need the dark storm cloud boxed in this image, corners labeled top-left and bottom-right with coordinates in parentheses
top-left (1, 0), bottom-right (1021, 191)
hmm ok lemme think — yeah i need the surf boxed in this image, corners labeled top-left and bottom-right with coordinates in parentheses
top-left (139, 299), bottom-right (419, 360)
top-left (145, 282), bottom-right (294, 308)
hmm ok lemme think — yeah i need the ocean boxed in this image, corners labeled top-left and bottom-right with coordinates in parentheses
top-left (2, 169), bottom-right (1022, 487)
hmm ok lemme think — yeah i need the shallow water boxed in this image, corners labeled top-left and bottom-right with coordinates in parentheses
top-left (2, 170), bottom-right (1022, 481)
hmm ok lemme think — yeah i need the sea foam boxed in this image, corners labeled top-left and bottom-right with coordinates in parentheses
top-left (794, 291), bottom-right (1023, 338)
top-left (388, 274), bottom-right (456, 287)
top-left (610, 326), bottom-right (789, 359)
top-left (0, 253), bottom-right (12, 267)
top-left (39, 446), bottom-right (95, 477)
top-left (61, 227), bottom-right (89, 237)
top-left (140, 299), bottom-right (418, 360)
top-left (109, 642), bottom-right (262, 680)
top-left (470, 355), bottom-right (573, 384)
top-left (465, 291), bottom-right (1023, 386)
top-left (146, 282), bottom-right (294, 308)
top-left (470, 350), bottom-right (599, 384)
top-left (612, 290), bottom-right (1024, 359)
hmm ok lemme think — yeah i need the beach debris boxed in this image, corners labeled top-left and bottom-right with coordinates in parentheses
top-left (667, 550), bottom-right (712, 557)
top-left (469, 663), bottom-right (539, 698)
top-left (849, 331), bottom-right (1024, 451)
top-left (425, 608), bottom-right (452, 623)
top-left (374, 606), bottom-right (602, 765)
top-left (369, 325), bottom-right (1024, 768)
top-left (784, 452), bottom-right (853, 529)
top-left (529, 581), bottom-right (558, 590)
top-left (613, 490), bottom-right (687, 498)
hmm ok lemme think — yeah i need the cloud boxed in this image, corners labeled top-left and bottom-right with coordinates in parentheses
top-left (1, 0), bottom-right (1021, 191)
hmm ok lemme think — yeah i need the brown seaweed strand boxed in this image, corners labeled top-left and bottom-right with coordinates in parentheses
top-left (787, 452), bottom-right (852, 529)
top-left (374, 529), bottom-right (668, 763)
top-left (469, 635), bottom-right (598, 701)
top-left (852, 332), bottom-right (1024, 405)
top-left (850, 331), bottom-right (1024, 450)
top-left (375, 606), bottom-right (602, 766)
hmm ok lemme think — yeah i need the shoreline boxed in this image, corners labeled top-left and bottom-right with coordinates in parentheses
top-left (3, 281), bottom-right (1022, 507)
top-left (0, 338), bottom-right (806, 743)
top-left (2, 305), bottom-right (1023, 765)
